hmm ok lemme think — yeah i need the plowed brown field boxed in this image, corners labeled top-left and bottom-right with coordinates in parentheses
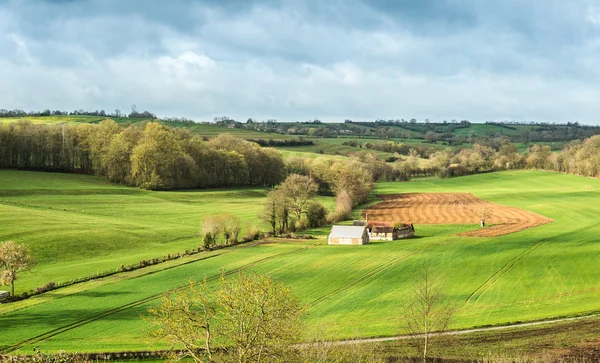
top-left (363, 193), bottom-right (553, 237)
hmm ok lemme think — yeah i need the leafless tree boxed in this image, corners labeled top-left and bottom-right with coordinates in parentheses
top-left (403, 261), bottom-right (454, 362)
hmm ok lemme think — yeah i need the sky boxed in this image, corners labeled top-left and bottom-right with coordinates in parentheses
top-left (2, 0), bottom-right (600, 123)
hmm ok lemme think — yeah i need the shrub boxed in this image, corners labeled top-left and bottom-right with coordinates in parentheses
top-left (35, 281), bottom-right (56, 294)
top-left (305, 201), bottom-right (328, 228)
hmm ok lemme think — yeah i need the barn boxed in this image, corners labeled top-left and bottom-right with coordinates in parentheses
top-left (366, 221), bottom-right (415, 241)
top-left (328, 225), bottom-right (369, 245)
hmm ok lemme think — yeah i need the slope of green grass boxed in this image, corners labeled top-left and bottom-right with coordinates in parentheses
top-left (0, 170), bottom-right (335, 292)
top-left (1, 171), bottom-right (599, 354)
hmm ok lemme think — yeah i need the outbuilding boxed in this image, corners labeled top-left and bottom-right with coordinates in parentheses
top-left (366, 221), bottom-right (415, 241)
top-left (328, 225), bottom-right (369, 245)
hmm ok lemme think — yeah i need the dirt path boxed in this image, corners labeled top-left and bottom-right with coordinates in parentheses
top-left (323, 314), bottom-right (600, 346)
top-left (363, 193), bottom-right (553, 237)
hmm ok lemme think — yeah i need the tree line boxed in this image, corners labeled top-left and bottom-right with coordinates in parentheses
top-left (0, 107), bottom-right (157, 119)
top-left (0, 120), bottom-right (285, 189)
top-left (526, 135), bottom-right (600, 177)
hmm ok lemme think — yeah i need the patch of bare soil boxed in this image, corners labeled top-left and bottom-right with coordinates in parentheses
top-left (363, 193), bottom-right (553, 237)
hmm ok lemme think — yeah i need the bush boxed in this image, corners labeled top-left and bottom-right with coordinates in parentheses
top-left (305, 201), bottom-right (328, 228)
top-left (36, 281), bottom-right (56, 294)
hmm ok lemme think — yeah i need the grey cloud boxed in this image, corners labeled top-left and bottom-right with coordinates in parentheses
top-left (1, 0), bottom-right (600, 123)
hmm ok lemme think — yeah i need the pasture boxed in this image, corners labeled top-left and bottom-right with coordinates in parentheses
top-left (0, 170), bottom-right (599, 354)
top-left (0, 170), bottom-right (334, 292)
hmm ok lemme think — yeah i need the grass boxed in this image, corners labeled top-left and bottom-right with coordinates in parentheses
top-left (331, 315), bottom-right (600, 361)
top-left (0, 170), bottom-right (335, 292)
top-left (1, 170), bottom-right (599, 354)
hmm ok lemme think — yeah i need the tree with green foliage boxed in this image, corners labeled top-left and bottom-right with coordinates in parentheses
top-left (305, 201), bottom-right (328, 228)
top-left (0, 241), bottom-right (35, 296)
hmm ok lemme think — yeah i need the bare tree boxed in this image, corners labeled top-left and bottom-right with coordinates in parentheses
top-left (216, 273), bottom-right (303, 363)
top-left (201, 216), bottom-right (220, 249)
top-left (279, 174), bottom-right (318, 222)
top-left (147, 280), bottom-right (216, 363)
top-left (0, 241), bottom-right (35, 296)
top-left (403, 261), bottom-right (454, 362)
top-left (148, 273), bottom-right (303, 363)
top-left (218, 213), bottom-right (241, 245)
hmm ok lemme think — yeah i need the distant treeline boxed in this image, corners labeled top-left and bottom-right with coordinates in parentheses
top-left (0, 120), bottom-right (285, 189)
top-left (0, 108), bottom-right (157, 119)
top-left (485, 120), bottom-right (585, 127)
top-left (247, 139), bottom-right (314, 147)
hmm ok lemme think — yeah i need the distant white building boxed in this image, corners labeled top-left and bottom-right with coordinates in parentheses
top-left (328, 225), bottom-right (369, 245)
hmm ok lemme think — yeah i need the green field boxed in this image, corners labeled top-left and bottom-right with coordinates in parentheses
top-left (0, 170), bottom-right (335, 292)
top-left (0, 170), bottom-right (599, 354)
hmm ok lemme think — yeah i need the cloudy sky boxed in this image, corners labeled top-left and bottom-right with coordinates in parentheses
top-left (2, 0), bottom-right (600, 123)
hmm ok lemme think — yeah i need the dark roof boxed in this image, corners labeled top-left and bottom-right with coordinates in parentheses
top-left (366, 221), bottom-right (414, 231)
top-left (372, 226), bottom-right (394, 233)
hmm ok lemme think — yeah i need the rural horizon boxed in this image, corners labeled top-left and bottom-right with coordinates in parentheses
top-left (1, 107), bottom-right (597, 126)
top-left (1, 1), bottom-right (600, 362)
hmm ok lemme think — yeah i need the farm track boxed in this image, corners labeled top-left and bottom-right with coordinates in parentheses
top-left (363, 193), bottom-right (553, 237)
top-left (324, 314), bottom-right (600, 346)
top-left (311, 249), bottom-right (424, 307)
top-left (466, 221), bottom-right (600, 303)
top-left (0, 243), bottom-right (317, 354)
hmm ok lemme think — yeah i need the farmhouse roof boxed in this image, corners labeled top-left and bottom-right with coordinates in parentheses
top-left (366, 221), bottom-right (414, 231)
top-left (372, 225), bottom-right (394, 233)
top-left (329, 225), bottom-right (366, 238)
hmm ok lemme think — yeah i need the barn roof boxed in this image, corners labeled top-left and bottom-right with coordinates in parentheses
top-left (329, 225), bottom-right (366, 238)
top-left (372, 225), bottom-right (394, 233)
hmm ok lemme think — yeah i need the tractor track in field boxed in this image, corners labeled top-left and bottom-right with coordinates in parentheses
top-left (0, 244), bottom-right (317, 354)
top-left (311, 250), bottom-right (424, 307)
top-left (466, 222), bottom-right (600, 303)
